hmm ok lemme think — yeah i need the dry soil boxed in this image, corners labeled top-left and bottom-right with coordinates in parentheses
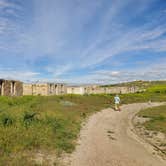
top-left (63, 103), bottom-right (166, 166)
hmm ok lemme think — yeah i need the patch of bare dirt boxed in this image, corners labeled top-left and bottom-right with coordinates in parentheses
top-left (33, 150), bottom-right (62, 166)
top-left (133, 116), bottom-right (166, 160)
top-left (63, 103), bottom-right (166, 166)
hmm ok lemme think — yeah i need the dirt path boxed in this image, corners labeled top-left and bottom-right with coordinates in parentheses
top-left (63, 103), bottom-right (166, 166)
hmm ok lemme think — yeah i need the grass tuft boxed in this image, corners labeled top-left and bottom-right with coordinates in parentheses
top-left (138, 105), bottom-right (166, 133)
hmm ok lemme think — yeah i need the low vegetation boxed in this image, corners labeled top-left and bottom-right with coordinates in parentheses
top-left (0, 95), bottom-right (110, 165)
top-left (0, 83), bottom-right (165, 164)
top-left (137, 105), bottom-right (166, 134)
top-left (102, 80), bottom-right (166, 88)
top-left (147, 84), bottom-right (166, 94)
top-left (120, 91), bottom-right (166, 104)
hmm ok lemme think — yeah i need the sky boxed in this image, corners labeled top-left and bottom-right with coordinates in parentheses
top-left (0, 0), bottom-right (166, 84)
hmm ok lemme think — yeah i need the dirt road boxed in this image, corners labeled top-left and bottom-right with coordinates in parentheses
top-left (63, 103), bottom-right (166, 166)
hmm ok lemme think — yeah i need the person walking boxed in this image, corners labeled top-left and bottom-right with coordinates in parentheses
top-left (114, 94), bottom-right (121, 111)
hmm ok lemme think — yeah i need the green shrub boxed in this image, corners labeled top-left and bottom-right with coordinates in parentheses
top-left (23, 112), bottom-right (39, 128)
top-left (0, 114), bottom-right (14, 127)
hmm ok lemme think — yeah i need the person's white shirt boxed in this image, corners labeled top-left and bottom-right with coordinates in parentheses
top-left (114, 96), bottom-right (120, 104)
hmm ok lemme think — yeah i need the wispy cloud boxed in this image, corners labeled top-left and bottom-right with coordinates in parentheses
top-left (63, 61), bottom-right (166, 85)
top-left (45, 64), bottom-right (72, 78)
top-left (0, 0), bottom-right (14, 8)
top-left (0, 0), bottom-right (166, 83)
top-left (80, 14), bottom-right (166, 67)
top-left (0, 68), bottom-right (40, 81)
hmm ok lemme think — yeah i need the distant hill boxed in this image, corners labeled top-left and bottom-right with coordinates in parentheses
top-left (101, 80), bottom-right (166, 90)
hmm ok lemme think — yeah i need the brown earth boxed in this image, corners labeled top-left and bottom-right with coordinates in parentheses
top-left (63, 103), bottom-right (166, 166)
top-left (133, 115), bottom-right (166, 160)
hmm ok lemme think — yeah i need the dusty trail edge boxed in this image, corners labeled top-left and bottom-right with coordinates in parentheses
top-left (62, 102), bottom-right (166, 166)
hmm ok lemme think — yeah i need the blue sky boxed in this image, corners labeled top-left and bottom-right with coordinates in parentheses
top-left (0, 0), bottom-right (166, 84)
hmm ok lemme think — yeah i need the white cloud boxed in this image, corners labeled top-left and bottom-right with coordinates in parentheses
top-left (0, 0), bottom-right (21, 16)
top-left (1, 0), bottom-right (165, 61)
top-left (0, 69), bottom-right (40, 81)
top-left (72, 0), bottom-right (165, 68)
top-left (60, 61), bottom-right (166, 85)
top-left (0, 0), bottom-right (12, 8)
top-left (80, 23), bottom-right (166, 67)
top-left (0, 0), bottom-right (166, 84)
top-left (45, 64), bottom-right (72, 77)
top-left (22, 0), bottom-right (102, 56)
top-left (0, 0), bottom-right (23, 51)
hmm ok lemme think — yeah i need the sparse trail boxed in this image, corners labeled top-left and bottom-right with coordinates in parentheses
top-left (63, 103), bottom-right (166, 166)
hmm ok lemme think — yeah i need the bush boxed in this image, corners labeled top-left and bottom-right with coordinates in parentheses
top-left (0, 114), bottom-right (14, 127)
top-left (23, 112), bottom-right (38, 127)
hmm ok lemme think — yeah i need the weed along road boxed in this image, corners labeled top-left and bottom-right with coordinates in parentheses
top-left (64, 103), bottom-right (166, 166)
